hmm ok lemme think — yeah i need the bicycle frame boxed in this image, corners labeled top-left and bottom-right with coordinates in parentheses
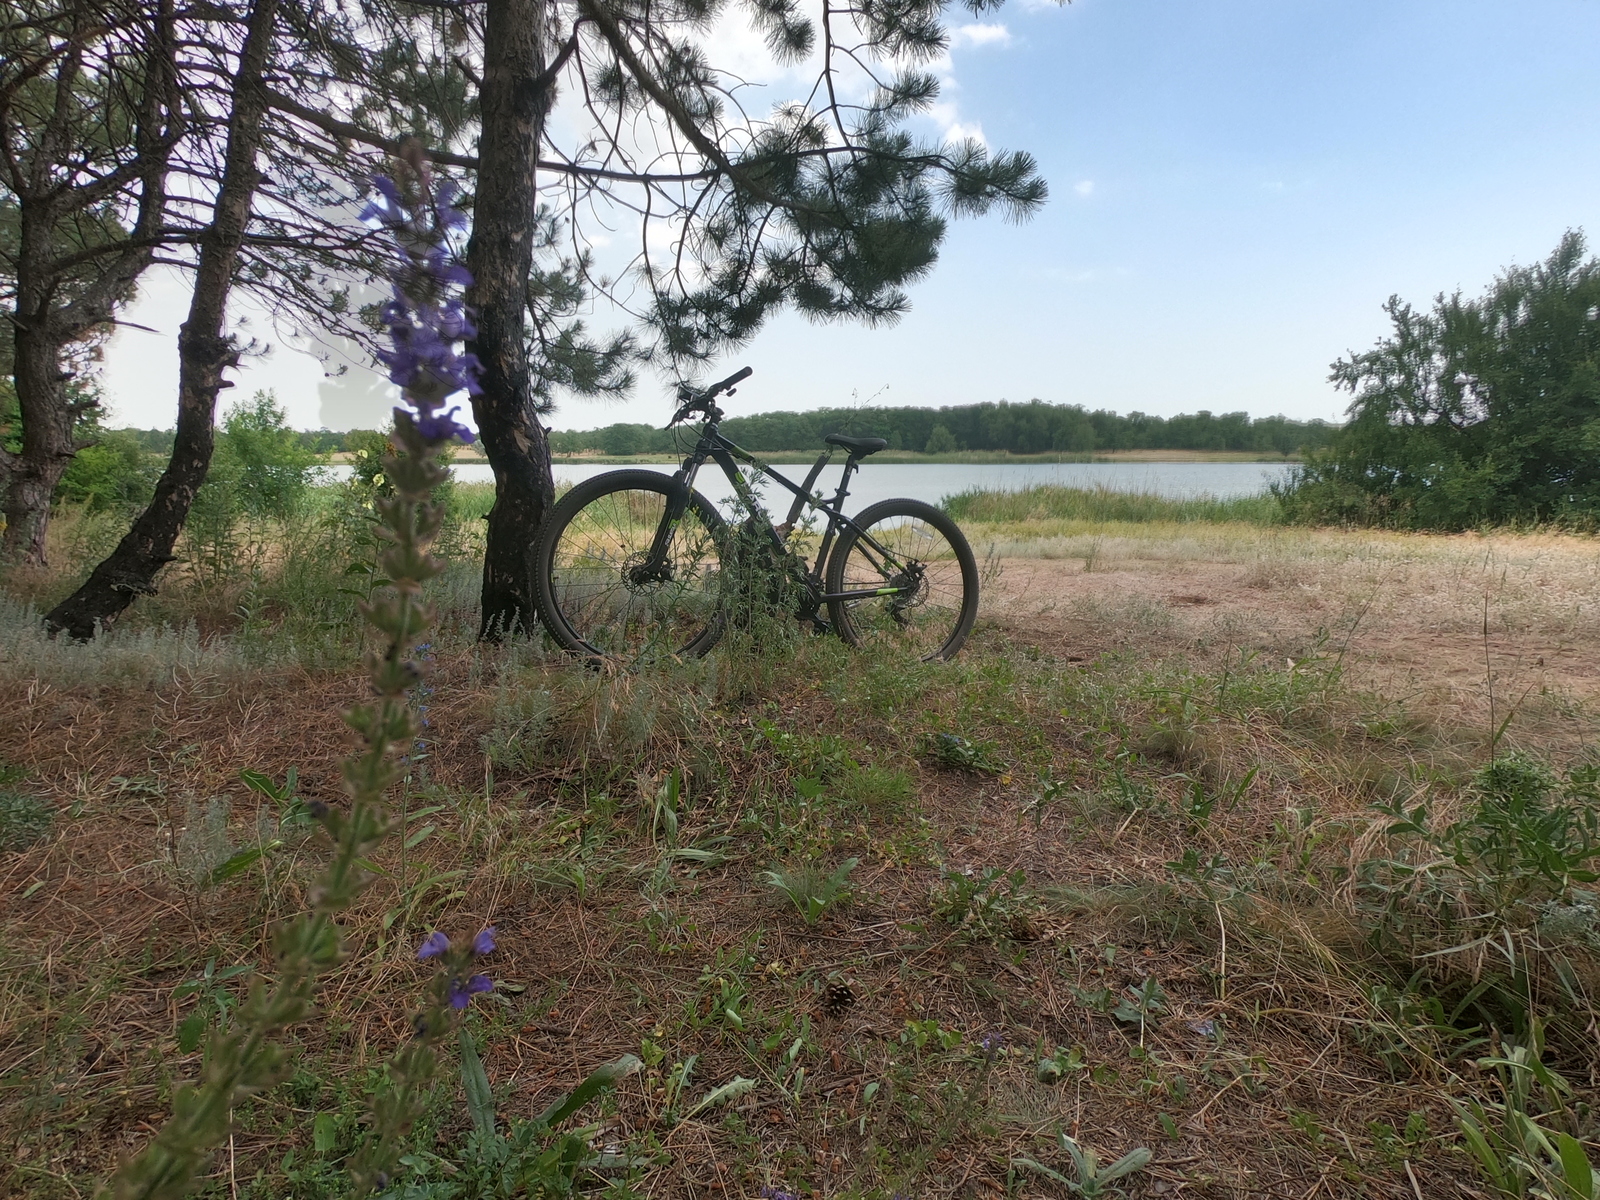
top-left (649, 416), bottom-right (917, 607)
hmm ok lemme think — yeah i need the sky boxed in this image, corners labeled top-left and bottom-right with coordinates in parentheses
top-left (99, 0), bottom-right (1600, 432)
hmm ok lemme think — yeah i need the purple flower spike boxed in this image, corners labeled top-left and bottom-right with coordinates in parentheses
top-left (417, 931), bottom-right (450, 960)
top-left (448, 973), bottom-right (495, 1009)
top-left (362, 170), bottom-right (482, 442)
top-left (472, 927), bottom-right (497, 956)
top-left (414, 405), bottom-right (477, 444)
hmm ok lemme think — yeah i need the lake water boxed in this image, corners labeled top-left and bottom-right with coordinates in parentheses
top-left (325, 459), bottom-right (1295, 513)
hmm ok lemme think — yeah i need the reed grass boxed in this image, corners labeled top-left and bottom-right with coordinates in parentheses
top-left (944, 483), bottom-right (1283, 525)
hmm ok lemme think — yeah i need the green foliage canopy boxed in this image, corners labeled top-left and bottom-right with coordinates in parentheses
top-left (56, 430), bottom-right (161, 513)
top-left (1281, 231), bottom-right (1600, 529)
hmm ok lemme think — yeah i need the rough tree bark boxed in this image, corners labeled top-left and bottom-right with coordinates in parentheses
top-left (2, 0), bottom-right (178, 564)
top-left (43, 0), bottom-right (278, 637)
top-left (466, 0), bottom-right (557, 639)
top-left (5, 308), bottom-right (79, 564)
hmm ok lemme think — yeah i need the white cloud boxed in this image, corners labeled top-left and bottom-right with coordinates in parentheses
top-left (943, 121), bottom-right (988, 148)
top-left (1019, 264), bottom-right (1130, 284)
top-left (1034, 267), bottom-right (1100, 283)
top-left (1074, 179), bottom-right (1095, 196)
top-left (950, 23), bottom-right (1012, 49)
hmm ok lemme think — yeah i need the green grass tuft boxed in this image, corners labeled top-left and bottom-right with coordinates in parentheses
top-left (943, 483), bottom-right (1282, 525)
top-left (0, 787), bottom-right (52, 851)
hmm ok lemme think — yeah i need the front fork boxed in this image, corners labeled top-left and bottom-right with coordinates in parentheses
top-left (638, 460), bottom-right (701, 582)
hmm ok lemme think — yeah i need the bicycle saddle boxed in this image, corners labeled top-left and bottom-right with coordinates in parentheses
top-left (825, 433), bottom-right (889, 456)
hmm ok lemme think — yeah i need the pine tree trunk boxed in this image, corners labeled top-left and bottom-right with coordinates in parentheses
top-left (3, 318), bottom-right (76, 566)
top-left (467, 0), bottom-right (555, 640)
top-left (42, 0), bottom-right (277, 638)
top-left (1, 49), bottom-right (76, 568)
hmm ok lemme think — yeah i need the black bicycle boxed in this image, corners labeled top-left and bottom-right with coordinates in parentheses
top-left (534, 366), bottom-right (980, 665)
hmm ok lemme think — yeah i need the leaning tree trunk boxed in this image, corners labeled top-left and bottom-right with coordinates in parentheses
top-left (466, 0), bottom-right (556, 640)
top-left (43, 0), bottom-right (277, 638)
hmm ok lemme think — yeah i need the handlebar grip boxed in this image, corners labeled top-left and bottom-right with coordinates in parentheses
top-left (708, 365), bottom-right (753, 396)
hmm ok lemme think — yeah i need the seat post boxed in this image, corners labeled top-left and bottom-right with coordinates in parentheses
top-left (829, 453), bottom-right (862, 512)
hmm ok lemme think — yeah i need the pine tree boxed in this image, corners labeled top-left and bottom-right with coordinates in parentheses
top-left (257, 0), bottom-right (1053, 633)
top-left (0, 0), bottom-right (183, 564)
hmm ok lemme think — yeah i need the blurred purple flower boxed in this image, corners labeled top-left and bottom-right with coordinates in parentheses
top-left (472, 927), bottom-right (497, 956)
top-left (416, 405), bottom-right (476, 444)
top-left (758, 1188), bottom-right (799, 1200)
top-left (980, 1031), bottom-right (1004, 1060)
top-left (448, 973), bottom-right (494, 1009)
top-left (362, 173), bottom-right (481, 442)
top-left (358, 176), bottom-right (404, 226)
top-left (417, 931), bottom-right (449, 960)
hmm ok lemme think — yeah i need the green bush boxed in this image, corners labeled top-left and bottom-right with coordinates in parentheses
top-left (184, 391), bottom-right (324, 579)
top-left (55, 429), bottom-right (161, 513)
top-left (211, 389), bottom-right (322, 521)
top-left (1280, 231), bottom-right (1600, 530)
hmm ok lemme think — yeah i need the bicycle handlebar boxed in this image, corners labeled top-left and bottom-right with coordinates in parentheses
top-left (669, 365), bottom-right (752, 426)
top-left (706, 365), bottom-right (752, 397)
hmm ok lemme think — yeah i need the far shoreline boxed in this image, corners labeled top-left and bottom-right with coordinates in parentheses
top-left (417, 448), bottom-right (1306, 467)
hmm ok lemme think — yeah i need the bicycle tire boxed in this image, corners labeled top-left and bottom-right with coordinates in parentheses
top-left (825, 498), bottom-right (979, 662)
top-left (535, 469), bottom-right (728, 663)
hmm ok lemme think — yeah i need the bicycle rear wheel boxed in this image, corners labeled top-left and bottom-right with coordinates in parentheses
top-left (535, 469), bottom-right (728, 663)
top-left (825, 498), bottom-right (979, 661)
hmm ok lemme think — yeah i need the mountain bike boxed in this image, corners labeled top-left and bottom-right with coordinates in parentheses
top-left (534, 366), bottom-right (979, 665)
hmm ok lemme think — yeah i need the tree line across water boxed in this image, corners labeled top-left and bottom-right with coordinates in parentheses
top-left (90, 399), bottom-right (1340, 461)
top-left (545, 400), bottom-right (1339, 457)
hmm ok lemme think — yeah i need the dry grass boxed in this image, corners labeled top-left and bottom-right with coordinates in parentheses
top-left (0, 518), bottom-right (1597, 1200)
top-left (977, 522), bottom-right (1600, 759)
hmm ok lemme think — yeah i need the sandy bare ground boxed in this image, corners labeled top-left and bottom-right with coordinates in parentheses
top-left (975, 526), bottom-right (1600, 752)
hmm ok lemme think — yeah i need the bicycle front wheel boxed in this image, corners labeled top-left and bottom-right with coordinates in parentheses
top-left (825, 498), bottom-right (979, 662)
top-left (535, 469), bottom-right (728, 663)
